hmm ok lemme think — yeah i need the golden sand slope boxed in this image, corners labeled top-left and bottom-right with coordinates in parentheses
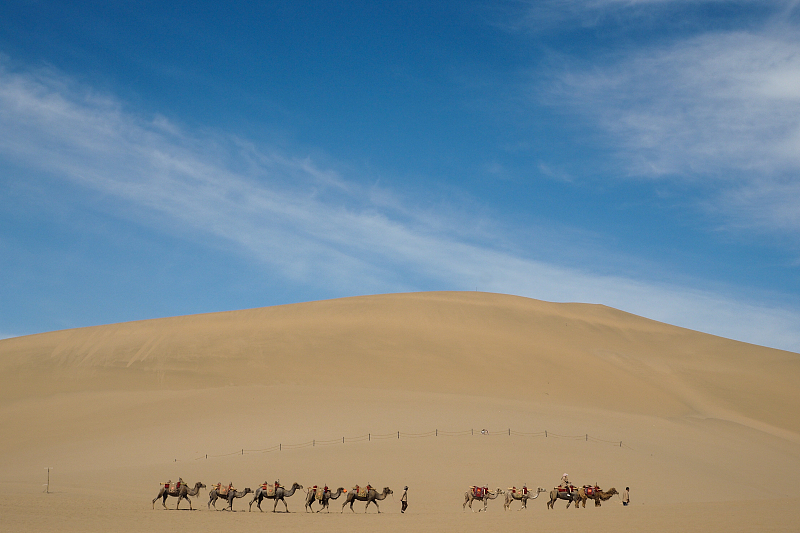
top-left (1, 292), bottom-right (799, 532)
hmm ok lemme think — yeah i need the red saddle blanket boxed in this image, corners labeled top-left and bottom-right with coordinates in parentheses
top-left (471, 487), bottom-right (487, 499)
top-left (556, 485), bottom-right (576, 493)
top-left (583, 486), bottom-right (599, 496)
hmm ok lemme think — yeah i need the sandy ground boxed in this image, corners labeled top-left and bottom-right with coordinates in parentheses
top-left (1, 291), bottom-right (799, 531)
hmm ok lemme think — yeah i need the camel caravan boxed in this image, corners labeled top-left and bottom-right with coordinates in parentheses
top-left (154, 474), bottom-right (621, 513)
top-left (152, 479), bottom-right (393, 513)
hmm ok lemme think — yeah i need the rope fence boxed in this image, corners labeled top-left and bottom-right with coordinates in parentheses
top-left (192, 428), bottom-right (633, 461)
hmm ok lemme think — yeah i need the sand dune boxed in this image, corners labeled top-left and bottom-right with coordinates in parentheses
top-left (1, 291), bottom-right (799, 531)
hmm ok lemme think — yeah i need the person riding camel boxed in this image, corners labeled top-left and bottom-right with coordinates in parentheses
top-left (227, 482), bottom-right (234, 494)
top-left (175, 477), bottom-right (183, 491)
top-left (366, 483), bottom-right (373, 492)
top-left (560, 473), bottom-right (570, 491)
top-left (522, 484), bottom-right (528, 495)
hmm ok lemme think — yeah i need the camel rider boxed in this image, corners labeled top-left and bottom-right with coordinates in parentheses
top-left (275, 479), bottom-right (281, 490)
top-left (366, 483), bottom-right (373, 492)
top-left (522, 484), bottom-right (528, 496)
top-left (323, 485), bottom-right (329, 494)
top-left (227, 482), bottom-right (234, 494)
top-left (560, 473), bottom-right (570, 490)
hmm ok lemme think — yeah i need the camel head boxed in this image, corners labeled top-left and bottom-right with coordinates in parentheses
top-left (537, 487), bottom-right (546, 494)
top-left (383, 487), bottom-right (393, 495)
top-left (292, 482), bottom-right (304, 490)
top-left (243, 487), bottom-right (253, 495)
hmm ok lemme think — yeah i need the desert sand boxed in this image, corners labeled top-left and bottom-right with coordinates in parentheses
top-left (1, 291), bottom-right (798, 532)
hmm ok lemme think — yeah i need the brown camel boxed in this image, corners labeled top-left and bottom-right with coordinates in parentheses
top-left (208, 486), bottom-right (252, 511)
top-left (579, 486), bottom-right (618, 507)
top-left (248, 482), bottom-right (303, 512)
top-left (341, 487), bottom-right (393, 513)
top-left (546, 487), bottom-right (582, 509)
top-left (463, 487), bottom-right (505, 512)
top-left (503, 487), bottom-right (546, 510)
top-left (152, 481), bottom-right (206, 510)
top-left (305, 486), bottom-right (346, 512)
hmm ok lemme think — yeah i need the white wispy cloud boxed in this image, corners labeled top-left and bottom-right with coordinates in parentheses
top-left (1, 59), bottom-right (799, 351)
top-left (543, 24), bottom-right (800, 235)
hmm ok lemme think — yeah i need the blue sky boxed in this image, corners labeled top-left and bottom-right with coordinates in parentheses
top-left (1, 1), bottom-right (799, 351)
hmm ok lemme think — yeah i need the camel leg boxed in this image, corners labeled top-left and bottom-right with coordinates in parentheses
top-left (281, 498), bottom-right (289, 513)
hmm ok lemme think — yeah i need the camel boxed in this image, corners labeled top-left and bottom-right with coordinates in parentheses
top-left (579, 486), bottom-right (618, 507)
top-left (305, 486), bottom-right (346, 512)
top-left (208, 486), bottom-right (252, 511)
top-left (341, 487), bottom-right (393, 513)
top-left (463, 487), bottom-right (505, 512)
top-left (152, 481), bottom-right (206, 510)
top-left (546, 487), bottom-right (582, 509)
top-left (248, 482), bottom-right (303, 512)
top-left (503, 487), bottom-right (546, 510)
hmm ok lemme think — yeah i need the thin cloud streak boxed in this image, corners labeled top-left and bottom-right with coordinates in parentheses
top-left (545, 27), bottom-right (800, 233)
top-left (1, 61), bottom-right (799, 352)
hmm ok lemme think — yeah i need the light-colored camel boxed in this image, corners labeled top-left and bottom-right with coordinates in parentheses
top-left (463, 487), bottom-right (505, 512)
top-left (305, 487), bottom-right (345, 512)
top-left (152, 481), bottom-right (206, 510)
top-left (579, 486), bottom-right (618, 507)
top-left (341, 487), bottom-right (393, 513)
top-left (503, 487), bottom-right (546, 510)
top-left (208, 487), bottom-right (252, 511)
top-left (546, 487), bottom-right (582, 509)
top-left (248, 482), bottom-right (304, 512)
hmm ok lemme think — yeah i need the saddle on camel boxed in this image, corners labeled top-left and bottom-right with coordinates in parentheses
top-left (259, 481), bottom-right (281, 497)
top-left (313, 485), bottom-right (330, 501)
top-left (556, 484), bottom-right (577, 493)
top-left (509, 485), bottom-right (529, 496)
top-left (215, 482), bottom-right (235, 496)
top-left (163, 479), bottom-right (183, 493)
top-left (470, 486), bottom-right (490, 499)
top-left (582, 485), bottom-right (601, 497)
top-left (352, 484), bottom-right (373, 498)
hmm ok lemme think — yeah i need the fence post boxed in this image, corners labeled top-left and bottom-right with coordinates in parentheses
top-left (397, 431), bottom-right (399, 439)
top-left (508, 428), bottom-right (510, 436)
top-left (313, 440), bottom-right (315, 447)
top-left (343, 437), bottom-right (345, 444)
top-left (436, 429), bottom-right (438, 437)
top-left (586, 434), bottom-right (588, 441)
top-left (545, 430), bottom-right (547, 437)
top-left (369, 433), bottom-right (371, 441)
top-left (280, 443), bottom-right (281, 451)
top-left (620, 441), bottom-right (622, 447)
top-left (242, 449), bottom-right (243, 455)
top-left (472, 428), bottom-right (474, 436)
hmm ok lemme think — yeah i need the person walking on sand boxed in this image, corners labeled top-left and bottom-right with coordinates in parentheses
top-left (401, 486), bottom-right (408, 513)
top-left (622, 487), bottom-right (630, 506)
